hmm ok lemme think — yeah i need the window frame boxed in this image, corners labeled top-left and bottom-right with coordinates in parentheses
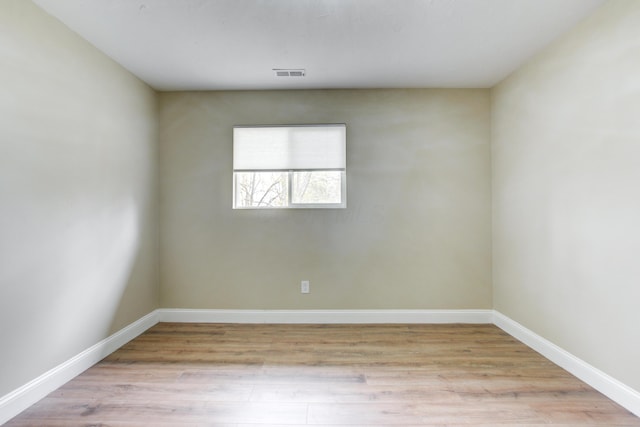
top-left (232, 169), bottom-right (347, 209)
top-left (232, 124), bottom-right (347, 210)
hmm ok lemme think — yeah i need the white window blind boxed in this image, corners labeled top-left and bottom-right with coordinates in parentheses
top-left (233, 124), bottom-right (346, 171)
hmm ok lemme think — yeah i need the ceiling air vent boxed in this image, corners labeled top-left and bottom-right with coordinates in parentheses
top-left (273, 69), bottom-right (306, 77)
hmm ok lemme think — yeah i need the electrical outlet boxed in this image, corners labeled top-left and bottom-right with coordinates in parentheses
top-left (301, 280), bottom-right (310, 294)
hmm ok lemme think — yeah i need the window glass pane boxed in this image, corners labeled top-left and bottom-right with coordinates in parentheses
top-left (234, 171), bottom-right (288, 208)
top-left (292, 171), bottom-right (342, 204)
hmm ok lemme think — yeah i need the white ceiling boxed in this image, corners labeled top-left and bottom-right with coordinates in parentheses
top-left (33, 0), bottom-right (605, 91)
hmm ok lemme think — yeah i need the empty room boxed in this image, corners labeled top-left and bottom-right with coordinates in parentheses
top-left (1, 0), bottom-right (639, 425)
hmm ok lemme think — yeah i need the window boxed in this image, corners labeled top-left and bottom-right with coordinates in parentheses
top-left (233, 124), bottom-right (346, 209)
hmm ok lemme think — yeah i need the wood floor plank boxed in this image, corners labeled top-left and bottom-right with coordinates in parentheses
top-left (5, 323), bottom-right (640, 426)
top-left (307, 401), bottom-right (549, 425)
top-left (248, 382), bottom-right (464, 404)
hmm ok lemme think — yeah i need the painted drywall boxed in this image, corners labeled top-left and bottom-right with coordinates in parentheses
top-left (0, 1), bottom-right (159, 396)
top-left (492, 0), bottom-right (640, 391)
top-left (159, 89), bottom-right (492, 310)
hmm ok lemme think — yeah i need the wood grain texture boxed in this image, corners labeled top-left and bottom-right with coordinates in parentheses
top-left (6, 323), bottom-right (640, 426)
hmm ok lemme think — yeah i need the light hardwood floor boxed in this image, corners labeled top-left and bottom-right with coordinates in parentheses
top-left (6, 323), bottom-right (640, 426)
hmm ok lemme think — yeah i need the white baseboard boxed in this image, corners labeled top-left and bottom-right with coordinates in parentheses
top-left (493, 311), bottom-right (640, 418)
top-left (157, 308), bottom-right (494, 324)
top-left (0, 310), bottom-right (159, 425)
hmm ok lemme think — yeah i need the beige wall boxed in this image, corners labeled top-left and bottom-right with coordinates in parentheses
top-left (492, 0), bottom-right (640, 391)
top-left (0, 1), bottom-right (159, 396)
top-left (159, 90), bottom-right (492, 310)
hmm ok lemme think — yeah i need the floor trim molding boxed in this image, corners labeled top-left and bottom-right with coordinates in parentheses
top-left (493, 311), bottom-right (640, 418)
top-left (157, 308), bottom-right (494, 324)
top-left (0, 310), bottom-right (159, 425)
top-left (3, 309), bottom-right (639, 423)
